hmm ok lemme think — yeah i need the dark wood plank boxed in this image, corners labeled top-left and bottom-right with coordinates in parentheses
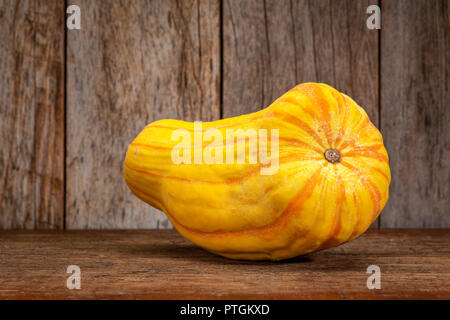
top-left (222, 0), bottom-right (380, 226)
top-left (380, 0), bottom-right (449, 228)
top-left (0, 229), bottom-right (448, 299)
top-left (66, 0), bottom-right (220, 228)
top-left (0, 0), bottom-right (64, 229)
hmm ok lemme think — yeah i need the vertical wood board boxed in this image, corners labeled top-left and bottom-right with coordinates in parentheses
top-left (0, 0), bottom-right (64, 229)
top-left (66, 0), bottom-right (220, 228)
top-left (380, 0), bottom-right (449, 228)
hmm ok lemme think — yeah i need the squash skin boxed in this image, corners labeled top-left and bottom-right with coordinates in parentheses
top-left (124, 83), bottom-right (390, 260)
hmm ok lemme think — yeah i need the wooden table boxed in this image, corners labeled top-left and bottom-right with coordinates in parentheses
top-left (0, 230), bottom-right (448, 299)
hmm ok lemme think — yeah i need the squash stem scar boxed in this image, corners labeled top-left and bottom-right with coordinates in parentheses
top-left (324, 149), bottom-right (341, 163)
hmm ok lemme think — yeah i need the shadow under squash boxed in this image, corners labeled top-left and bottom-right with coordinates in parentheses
top-left (115, 241), bottom-right (314, 266)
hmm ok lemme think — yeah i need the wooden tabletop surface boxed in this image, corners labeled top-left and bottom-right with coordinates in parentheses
top-left (0, 229), bottom-right (448, 299)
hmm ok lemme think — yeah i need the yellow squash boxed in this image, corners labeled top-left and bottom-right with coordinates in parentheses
top-left (124, 83), bottom-right (390, 260)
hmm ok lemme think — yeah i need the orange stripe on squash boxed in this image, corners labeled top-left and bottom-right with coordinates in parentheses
top-left (131, 136), bottom-right (323, 154)
top-left (340, 161), bottom-right (382, 221)
top-left (125, 153), bottom-right (304, 185)
top-left (344, 144), bottom-right (389, 163)
top-left (126, 168), bottom-right (321, 238)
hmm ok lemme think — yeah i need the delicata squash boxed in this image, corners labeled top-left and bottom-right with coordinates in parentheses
top-left (124, 83), bottom-right (390, 260)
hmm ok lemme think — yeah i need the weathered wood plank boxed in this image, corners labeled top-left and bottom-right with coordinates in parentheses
top-left (223, 0), bottom-right (379, 121)
top-left (0, 229), bottom-right (448, 299)
top-left (0, 0), bottom-right (64, 229)
top-left (380, 0), bottom-right (449, 228)
top-left (222, 0), bottom-right (380, 226)
top-left (66, 0), bottom-right (220, 228)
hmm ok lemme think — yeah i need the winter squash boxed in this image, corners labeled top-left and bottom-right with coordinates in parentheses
top-left (124, 83), bottom-right (390, 260)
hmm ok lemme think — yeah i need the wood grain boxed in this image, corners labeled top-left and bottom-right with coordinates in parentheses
top-left (380, 0), bottom-right (449, 228)
top-left (0, 0), bottom-right (64, 229)
top-left (223, 0), bottom-right (379, 121)
top-left (0, 0), bottom-right (448, 230)
top-left (222, 0), bottom-right (380, 227)
top-left (0, 229), bottom-right (448, 299)
top-left (66, 0), bottom-right (220, 228)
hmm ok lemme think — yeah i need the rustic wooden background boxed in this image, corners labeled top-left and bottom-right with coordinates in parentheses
top-left (0, 0), bottom-right (448, 230)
